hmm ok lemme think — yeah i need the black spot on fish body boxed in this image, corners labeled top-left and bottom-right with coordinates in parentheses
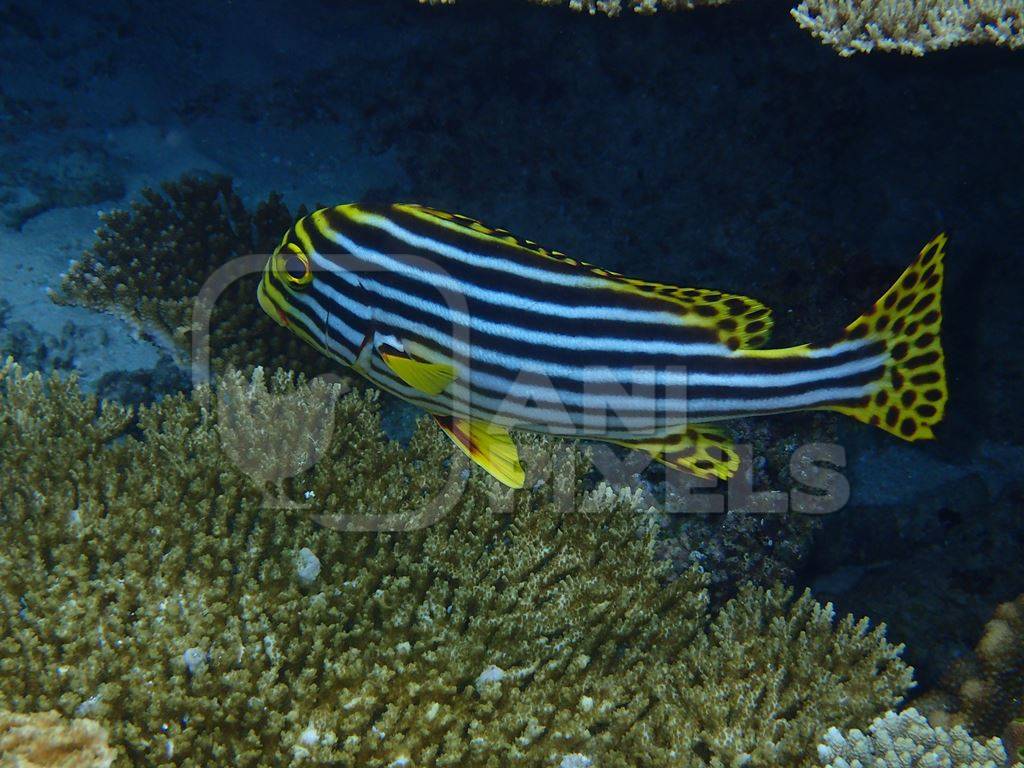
top-left (906, 351), bottom-right (940, 370)
top-left (912, 294), bottom-right (935, 315)
top-left (725, 298), bottom-right (747, 316)
top-left (886, 406), bottom-right (899, 427)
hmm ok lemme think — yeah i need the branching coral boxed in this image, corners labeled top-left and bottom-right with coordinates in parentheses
top-left (532, 0), bottom-right (730, 15)
top-left (52, 174), bottom-right (333, 378)
top-left (419, 0), bottom-right (730, 16)
top-left (792, 0), bottom-right (1024, 56)
top-left (0, 710), bottom-right (116, 768)
top-left (817, 707), bottom-right (1021, 768)
top-left (422, 0), bottom-right (1024, 55)
top-left (0, 358), bottom-right (913, 767)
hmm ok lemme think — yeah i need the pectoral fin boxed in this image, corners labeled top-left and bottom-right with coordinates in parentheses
top-left (377, 337), bottom-right (455, 396)
top-left (434, 415), bottom-right (525, 489)
top-left (610, 424), bottom-right (740, 480)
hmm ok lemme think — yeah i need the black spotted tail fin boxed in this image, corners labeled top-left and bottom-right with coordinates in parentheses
top-left (827, 234), bottom-right (947, 440)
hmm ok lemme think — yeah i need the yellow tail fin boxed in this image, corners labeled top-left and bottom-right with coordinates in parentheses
top-left (827, 234), bottom-right (948, 441)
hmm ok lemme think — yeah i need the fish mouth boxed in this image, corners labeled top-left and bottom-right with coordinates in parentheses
top-left (257, 274), bottom-right (289, 328)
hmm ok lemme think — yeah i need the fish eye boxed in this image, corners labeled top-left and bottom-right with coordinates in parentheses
top-left (280, 243), bottom-right (312, 286)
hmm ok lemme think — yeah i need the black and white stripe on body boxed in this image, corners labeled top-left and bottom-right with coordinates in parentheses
top-left (283, 204), bottom-right (886, 438)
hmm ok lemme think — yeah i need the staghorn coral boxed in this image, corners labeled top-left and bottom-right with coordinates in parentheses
top-left (422, 0), bottom-right (1024, 54)
top-left (0, 710), bottom-right (115, 768)
top-left (816, 707), bottom-right (1021, 768)
top-left (52, 174), bottom-right (334, 379)
top-left (420, 0), bottom-right (731, 16)
top-left (792, 0), bottom-right (1024, 56)
top-left (0, 358), bottom-right (913, 767)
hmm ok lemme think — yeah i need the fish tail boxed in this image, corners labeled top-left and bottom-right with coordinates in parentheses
top-left (825, 234), bottom-right (947, 440)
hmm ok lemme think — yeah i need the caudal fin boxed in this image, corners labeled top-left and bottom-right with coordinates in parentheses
top-left (827, 234), bottom-right (948, 440)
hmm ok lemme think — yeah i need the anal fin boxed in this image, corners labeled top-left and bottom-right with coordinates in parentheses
top-left (610, 424), bottom-right (740, 480)
top-left (434, 415), bottom-right (525, 489)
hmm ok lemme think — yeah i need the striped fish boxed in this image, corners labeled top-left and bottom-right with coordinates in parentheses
top-left (257, 203), bottom-right (947, 488)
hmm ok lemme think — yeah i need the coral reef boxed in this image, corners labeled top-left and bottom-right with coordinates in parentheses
top-left (421, 0), bottom-right (1023, 54)
top-left (0, 359), bottom-right (913, 767)
top-left (52, 174), bottom-right (333, 379)
top-left (916, 593), bottom-right (1024, 738)
top-left (1005, 719), bottom-right (1024, 764)
top-left (417, 0), bottom-right (729, 15)
top-left (792, 0), bottom-right (1024, 56)
top-left (420, 0), bottom-right (730, 16)
top-left (651, 469), bottom-right (822, 604)
top-left (520, 0), bottom-right (730, 15)
top-left (0, 709), bottom-right (115, 768)
top-left (816, 707), bottom-right (1020, 768)
top-left (631, 411), bottom-right (838, 604)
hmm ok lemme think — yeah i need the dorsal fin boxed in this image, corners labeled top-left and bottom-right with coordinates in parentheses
top-left (394, 203), bottom-right (579, 267)
top-left (601, 279), bottom-right (774, 350)
top-left (394, 204), bottom-right (773, 349)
